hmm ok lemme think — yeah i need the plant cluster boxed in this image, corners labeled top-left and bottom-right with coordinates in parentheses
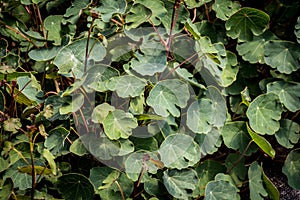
top-left (0, 0), bottom-right (300, 199)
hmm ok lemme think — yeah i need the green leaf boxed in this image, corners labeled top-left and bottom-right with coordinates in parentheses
top-left (53, 38), bottom-right (106, 79)
top-left (187, 99), bottom-right (214, 133)
top-left (0, 72), bottom-right (32, 81)
top-left (4, 169), bottom-right (32, 190)
top-left (204, 173), bottom-right (240, 200)
top-left (262, 167), bottom-right (280, 200)
top-left (193, 160), bottom-right (226, 197)
top-left (248, 162), bottom-right (268, 200)
top-left (246, 123), bottom-right (276, 158)
top-left (0, 178), bottom-right (13, 200)
top-left (144, 178), bottom-right (165, 197)
top-left (130, 52), bottom-right (167, 76)
top-left (135, 0), bottom-right (167, 26)
top-left (44, 15), bottom-right (63, 45)
top-left (161, 1), bottom-right (189, 33)
top-left (57, 173), bottom-right (94, 200)
top-left (29, 46), bottom-right (60, 61)
top-left (282, 149), bottom-right (300, 190)
top-left (246, 93), bottom-right (283, 135)
top-left (195, 128), bottom-right (222, 156)
top-left (0, 38), bottom-right (8, 58)
top-left (63, 0), bottom-right (90, 24)
top-left (90, 167), bottom-right (133, 198)
top-left (118, 139), bottom-right (135, 156)
top-left (86, 64), bottom-right (119, 92)
top-left (59, 93), bottom-right (84, 115)
top-left (125, 4), bottom-right (151, 29)
top-left (17, 75), bottom-right (42, 103)
top-left (212, 0), bottom-right (240, 21)
top-left (264, 40), bottom-right (300, 74)
top-left (114, 75), bottom-right (146, 98)
top-left (69, 138), bottom-right (88, 156)
top-left (295, 16), bottom-right (300, 44)
top-left (81, 134), bottom-right (120, 160)
top-left (225, 7), bottom-right (270, 42)
top-left (221, 51), bottom-right (239, 87)
top-left (184, 0), bottom-right (212, 9)
top-left (236, 31), bottom-right (276, 64)
top-left (225, 153), bottom-right (247, 186)
top-left (0, 65), bottom-right (15, 74)
top-left (275, 119), bottom-right (300, 149)
top-left (0, 157), bottom-right (9, 173)
top-left (158, 133), bottom-right (200, 169)
top-left (175, 66), bottom-right (205, 89)
top-left (222, 121), bottom-right (258, 155)
top-left (267, 81), bottom-right (300, 112)
top-left (103, 109), bottom-right (138, 140)
top-left (129, 94), bottom-right (145, 115)
top-left (42, 149), bottom-right (57, 175)
top-left (195, 37), bottom-right (227, 86)
top-left (45, 127), bottom-right (70, 155)
top-left (3, 118), bottom-right (21, 133)
top-left (0, 90), bottom-right (5, 112)
top-left (163, 169), bottom-right (198, 200)
top-left (146, 79), bottom-right (190, 117)
top-left (125, 151), bottom-right (159, 182)
top-left (93, 0), bottom-right (127, 22)
top-left (187, 86), bottom-right (227, 134)
top-left (18, 165), bottom-right (52, 175)
top-left (92, 103), bottom-right (115, 123)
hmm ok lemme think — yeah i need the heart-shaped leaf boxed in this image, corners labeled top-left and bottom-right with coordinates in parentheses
top-left (204, 173), bottom-right (240, 200)
top-left (226, 7), bottom-right (270, 41)
top-left (163, 169), bottom-right (198, 200)
top-left (146, 79), bottom-right (190, 117)
top-left (45, 127), bottom-right (70, 155)
top-left (246, 93), bottom-right (283, 135)
top-left (130, 52), bottom-right (167, 76)
top-left (195, 128), bottom-right (222, 156)
top-left (264, 41), bottom-right (300, 74)
top-left (212, 0), bottom-right (240, 21)
top-left (187, 86), bottom-right (226, 134)
top-left (28, 46), bottom-right (60, 61)
top-left (282, 149), bottom-right (300, 190)
top-left (159, 133), bottom-right (200, 169)
top-left (44, 15), bottom-right (63, 45)
top-left (225, 153), bottom-right (247, 186)
top-left (267, 81), bottom-right (300, 112)
top-left (93, 0), bottom-right (127, 22)
top-left (103, 109), bottom-right (138, 140)
top-left (275, 119), bottom-right (300, 149)
top-left (3, 118), bottom-right (21, 133)
top-left (57, 173), bottom-right (94, 200)
top-left (222, 121), bottom-right (258, 155)
top-left (114, 75), bottom-right (147, 98)
top-left (236, 31), bottom-right (277, 64)
top-left (193, 160), bottom-right (226, 197)
top-left (53, 38), bottom-right (106, 78)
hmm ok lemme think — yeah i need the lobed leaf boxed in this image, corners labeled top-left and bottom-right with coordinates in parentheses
top-left (267, 81), bottom-right (300, 112)
top-left (264, 40), bottom-right (300, 74)
top-left (246, 93), bottom-right (282, 135)
top-left (147, 79), bottom-right (190, 117)
top-left (226, 7), bottom-right (270, 42)
top-left (282, 149), bottom-right (300, 190)
top-left (248, 162), bottom-right (268, 200)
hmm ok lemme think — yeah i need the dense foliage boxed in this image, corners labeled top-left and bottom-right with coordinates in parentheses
top-left (0, 0), bottom-right (300, 199)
